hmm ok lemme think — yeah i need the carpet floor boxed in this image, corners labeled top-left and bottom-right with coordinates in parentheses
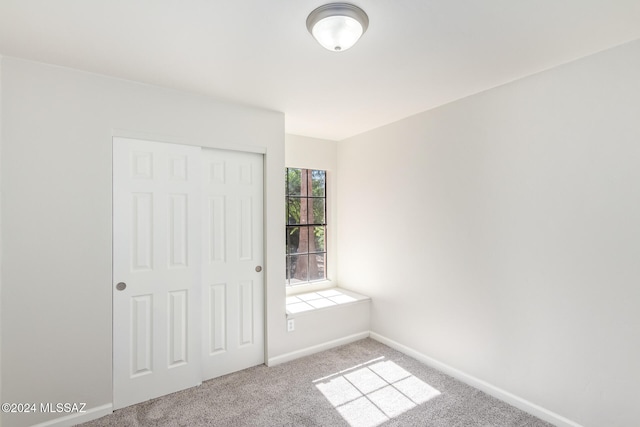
top-left (80, 338), bottom-right (554, 426)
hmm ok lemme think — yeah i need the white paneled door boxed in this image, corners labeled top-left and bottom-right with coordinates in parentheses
top-left (113, 138), bottom-right (264, 409)
top-left (201, 148), bottom-right (264, 380)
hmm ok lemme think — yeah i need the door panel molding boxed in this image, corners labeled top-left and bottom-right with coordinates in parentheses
top-left (113, 137), bottom-right (265, 409)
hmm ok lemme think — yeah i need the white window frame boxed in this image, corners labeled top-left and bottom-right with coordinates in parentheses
top-left (285, 167), bottom-right (335, 295)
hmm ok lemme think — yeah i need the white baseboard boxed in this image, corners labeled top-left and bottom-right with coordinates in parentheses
top-left (31, 403), bottom-right (112, 427)
top-left (267, 331), bottom-right (370, 366)
top-left (370, 332), bottom-right (583, 427)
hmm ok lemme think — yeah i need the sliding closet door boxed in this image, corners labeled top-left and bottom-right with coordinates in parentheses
top-left (201, 148), bottom-right (265, 380)
top-left (113, 137), bottom-right (202, 409)
top-left (113, 139), bottom-right (265, 409)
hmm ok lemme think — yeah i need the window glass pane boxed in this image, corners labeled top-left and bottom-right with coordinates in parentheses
top-left (286, 226), bottom-right (296, 254)
top-left (311, 170), bottom-right (326, 197)
top-left (306, 226), bottom-right (318, 253)
top-left (309, 254), bottom-right (326, 281)
top-left (308, 198), bottom-right (325, 224)
top-left (288, 254), bottom-right (309, 285)
top-left (301, 169), bottom-right (310, 197)
top-left (299, 226), bottom-right (310, 254)
top-left (287, 168), bottom-right (302, 196)
top-left (287, 226), bottom-right (308, 254)
top-left (298, 197), bottom-right (308, 224)
top-left (285, 167), bottom-right (327, 287)
top-left (311, 226), bottom-right (325, 252)
top-left (287, 198), bottom-right (308, 225)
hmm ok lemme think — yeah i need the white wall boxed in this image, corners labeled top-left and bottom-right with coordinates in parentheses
top-left (285, 134), bottom-right (338, 289)
top-left (271, 302), bottom-right (370, 365)
top-left (275, 135), bottom-right (371, 358)
top-left (285, 134), bottom-right (337, 171)
top-left (0, 57), bottom-right (285, 427)
top-left (0, 56), bottom-right (3, 421)
top-left (337, 39), bottom-right (640, 427)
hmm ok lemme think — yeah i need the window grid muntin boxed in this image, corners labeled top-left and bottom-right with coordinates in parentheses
top-left (286, 168), bottom-right (327, 287)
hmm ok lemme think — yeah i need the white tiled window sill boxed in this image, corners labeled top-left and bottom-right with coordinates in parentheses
top-left (286, 287), bottom-right (370, 318)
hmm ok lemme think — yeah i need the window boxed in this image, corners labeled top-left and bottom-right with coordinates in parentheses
top-left (286, 168), bottom-right (327, 287)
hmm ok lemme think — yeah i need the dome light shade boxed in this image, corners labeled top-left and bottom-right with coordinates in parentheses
top-left (306, 3), bottom-right (369, 52)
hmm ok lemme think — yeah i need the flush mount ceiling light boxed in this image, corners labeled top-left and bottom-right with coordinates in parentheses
top-left (306, 3), bottom-right (369, 52)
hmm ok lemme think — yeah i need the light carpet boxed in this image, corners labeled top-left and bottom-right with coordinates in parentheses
top-left (80, 338), bottom-right (553, 426)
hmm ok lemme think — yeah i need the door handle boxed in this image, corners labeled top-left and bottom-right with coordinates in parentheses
top-left (255, 266), bottom-right (262, 273)
top-left (116, 282), bottom-right (127, 291)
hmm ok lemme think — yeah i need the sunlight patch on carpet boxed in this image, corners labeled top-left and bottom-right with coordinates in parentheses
top-left (314, 357), bottom-right (441, 427)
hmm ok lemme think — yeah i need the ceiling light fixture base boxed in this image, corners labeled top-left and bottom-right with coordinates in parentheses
top-left (306, 3), bottom-right (369, 52)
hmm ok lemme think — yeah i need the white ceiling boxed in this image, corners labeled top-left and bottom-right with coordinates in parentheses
top-left (1, 1), bottom-right (639, 141)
